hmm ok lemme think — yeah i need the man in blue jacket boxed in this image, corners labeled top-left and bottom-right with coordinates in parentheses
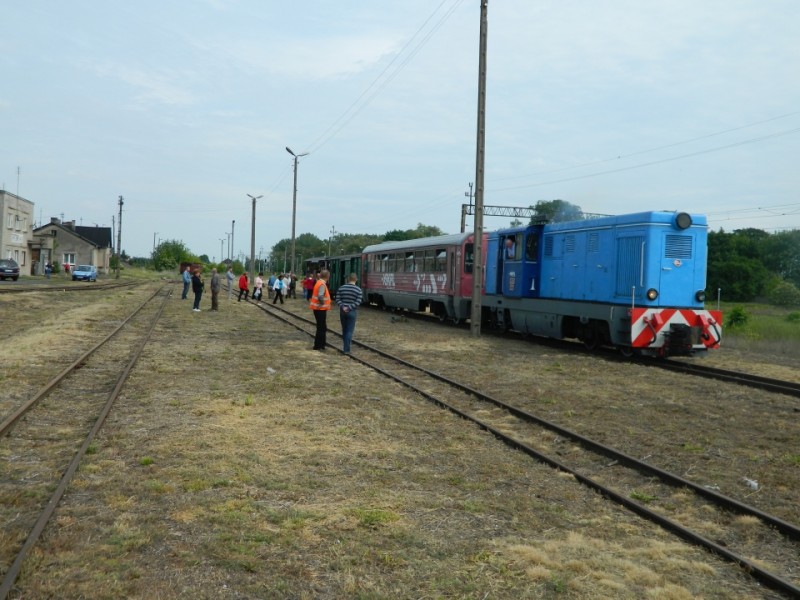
top-left (181, 267), bottom-right (191, 299)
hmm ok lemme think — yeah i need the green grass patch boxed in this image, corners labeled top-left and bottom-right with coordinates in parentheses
top-left (719, 302), bottom-right (800, 342)
top-left (630, 491), bottom-right (657, 504)
top-left (351, 508), bottom-right (400, 529)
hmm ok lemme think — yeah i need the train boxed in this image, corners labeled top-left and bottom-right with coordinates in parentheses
top-left (307, 210), bottom-right (723, 357)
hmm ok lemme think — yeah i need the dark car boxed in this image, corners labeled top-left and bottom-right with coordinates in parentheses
top-left (0, 258), bottom-right (20, 281)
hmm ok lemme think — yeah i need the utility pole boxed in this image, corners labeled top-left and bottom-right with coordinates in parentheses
top-left (247, 194), bottom-right (263, 286)
top-left (231, 220), bottom-right (235, 262)
top-left (153, 232), bottom-right (158, 253)
top-left (116, 195), bottom-right (124, 279)
top-left (461, 182), bottom-right (474, 232)
top-left (470, 0), bottom-right (488, 337)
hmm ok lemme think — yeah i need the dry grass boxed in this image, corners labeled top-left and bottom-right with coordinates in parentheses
top-left (2, 287), bottom-right (784, 598)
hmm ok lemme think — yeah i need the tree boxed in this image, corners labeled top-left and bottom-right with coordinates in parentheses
top-left (152, 240), bottom-right (194, 271)
top-left (383, 223), bottom-right (446, 241)
top-left (531, 199), bottom-right (583, 223)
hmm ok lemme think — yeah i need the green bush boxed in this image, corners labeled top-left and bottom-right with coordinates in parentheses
top-left (727, 306), bottom-right (749, 328)
top-left (769, 280), bottom-right (800, 307)
top-left (787, 312), bottom-right (800, 323)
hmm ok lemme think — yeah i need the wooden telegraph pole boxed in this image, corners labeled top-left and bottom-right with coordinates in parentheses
top-left (116, 195), bottom-right (123, 279)
top-left (470, 0), bottom-right (488, 337)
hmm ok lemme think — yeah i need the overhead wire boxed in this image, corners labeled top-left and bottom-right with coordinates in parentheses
top-left (306, 0), bottom-right (467, 155)
top-left (493, 110), bottom-right (800, 183)
top-left (488, 126), bottom-right (800, 193)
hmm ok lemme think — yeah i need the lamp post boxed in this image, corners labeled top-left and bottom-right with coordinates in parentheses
top-left (219, 239), bottom-right (225, 264)
top-left (286, 146), bottom-right (309, 276)
top-left (247, 194), bottom-right (263, 285)
top-left (328, 225), bottom-right (336, 259)
top-left (231, 220), bottom-right (235, 262)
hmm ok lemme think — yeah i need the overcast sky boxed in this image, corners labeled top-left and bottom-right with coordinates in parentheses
top-left (3, 0), bottom-right (799, 260)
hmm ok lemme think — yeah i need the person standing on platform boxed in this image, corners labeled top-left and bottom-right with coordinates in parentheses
top-left (335, 272), bottom-right (363, 354)
top-left (238, 272), bottom-right (249, 302)
top-left (310, 269), bottom-right (331, 350)
top-left (226, 266), bottom-right (235, 300)
top-left (253, 273), bottom-right (264, 302)
top-left (181, 266), bottom-right (191, 299)
top-left (191, 269), bottom-right (205, 312)
top-left (210, 268), bottom-right (221, 311)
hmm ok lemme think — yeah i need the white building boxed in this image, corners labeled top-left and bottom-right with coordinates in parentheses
top-left (0, 189), bottom-right (34, 273)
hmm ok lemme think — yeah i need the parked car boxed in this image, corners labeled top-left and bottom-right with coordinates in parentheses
top-left (72, 265), bottom-right (98, 282)
top-left (0, 258), bottom-right (20, 281)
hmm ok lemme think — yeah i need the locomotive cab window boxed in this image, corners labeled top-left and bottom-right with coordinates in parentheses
top-left (503, 235), bottom-right (519, 260)
top-left (525, 233), bottom-right (539, 262)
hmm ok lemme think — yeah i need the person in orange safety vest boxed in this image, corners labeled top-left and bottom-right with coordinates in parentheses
top-left (310, 269), bottom-right (331, 350)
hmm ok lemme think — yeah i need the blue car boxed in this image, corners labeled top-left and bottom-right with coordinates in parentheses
top-left (72, 265), bottom-right (97, 281)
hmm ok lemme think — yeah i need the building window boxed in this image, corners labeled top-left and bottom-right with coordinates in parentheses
top-left (63, 253), bottom-right (75, 266)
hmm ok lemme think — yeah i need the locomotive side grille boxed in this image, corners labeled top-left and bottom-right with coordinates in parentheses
top-left (665, 234), bottom-right (693, 259)
top-left (588, 232), bottom-right (599, 253)
top-left (565, 235), bottom-right (576, 253)
top-left (544, 236), bottom-right (554, 257)
top-left (615, 236), bottom-right (643, 296)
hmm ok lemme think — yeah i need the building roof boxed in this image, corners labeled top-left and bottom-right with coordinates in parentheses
top-left (75, 225), bottom-right (113, 248)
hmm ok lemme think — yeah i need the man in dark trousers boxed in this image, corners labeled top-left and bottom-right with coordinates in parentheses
top-left (310, 270), bottom-right (331, 350)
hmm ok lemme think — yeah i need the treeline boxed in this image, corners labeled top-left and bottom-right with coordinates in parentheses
top-left (136, 212), bottom-right (800, 307)
top-left (707, 228), bottom-right (800, 305)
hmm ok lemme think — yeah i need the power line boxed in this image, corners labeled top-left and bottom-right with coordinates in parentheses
top-left (494, 110), bottom-right (800, 183)
top-left (306, 0), bottom-right (466, 155)
top-left (489, 126), bottom-right (800, 193)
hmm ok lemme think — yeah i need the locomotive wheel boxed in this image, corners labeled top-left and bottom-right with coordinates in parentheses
top-left (618, 346), bottom-right (634, 358)
top-left (583, 331), bottom-right (599, 351)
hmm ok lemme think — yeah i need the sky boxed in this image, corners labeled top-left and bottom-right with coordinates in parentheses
top-left (2, 0), bottom-right (799, 261)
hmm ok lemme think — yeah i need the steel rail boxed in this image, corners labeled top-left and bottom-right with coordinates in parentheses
top-left (0, 285), bottom-right (165, 437)
top-left (656, 360), bottom-right (800, 398)
top-left (255, 301), bottom-right (800, 597)
top-left (0, 280), bottom-right (144, 294)
top-left (0, 287), bottom-right (171, 600)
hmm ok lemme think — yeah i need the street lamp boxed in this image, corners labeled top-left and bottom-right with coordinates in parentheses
top-left (328, 225), bottom-right (336, 259)
top-left (247, 194), bottom-right (263, 285)
top-left (286, 146), bottom-right (309, 276)
top-left (219, 238), bottom-right (225, 264)
top-left (231, 220), bottom-right (235, 261)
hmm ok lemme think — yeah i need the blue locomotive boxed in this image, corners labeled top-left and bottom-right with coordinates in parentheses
top-left (482, 211), bottom-right (722, 356)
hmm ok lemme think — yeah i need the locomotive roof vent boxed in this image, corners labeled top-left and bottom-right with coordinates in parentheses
top-left (674, 212), bottom-right (692, 230)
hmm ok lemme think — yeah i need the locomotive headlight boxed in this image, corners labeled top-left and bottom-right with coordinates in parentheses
top-left (675, 212), bottom-right (692, 230)
top-left (646, 288), bottom-right (659, 301)
top-left (695, 290), bottom-right (706, 302)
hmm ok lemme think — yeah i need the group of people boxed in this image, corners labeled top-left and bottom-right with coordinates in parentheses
top-left (181, 266), bottom-right (217, 312)
top-left (182, 265), bottom-right (363, 354)
top-left (234, 272), bottom-right (297, 304)
top-left (308, 269), bottom-right (363, 354)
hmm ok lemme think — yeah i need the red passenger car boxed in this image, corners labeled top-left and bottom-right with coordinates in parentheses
top-left (362, 232), bottom-right (478, 323)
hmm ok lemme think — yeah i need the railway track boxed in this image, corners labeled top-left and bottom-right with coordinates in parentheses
top-left (258, 300), bottom-right (800, 597)
top-left (0, 285), bottom-right (171, 599)
top-left (655, 360), bottom-right (800, 398)
top-left (376, 305), bottom-right (800, 400)
top-left (0, 280), bottom-right (144, 294)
